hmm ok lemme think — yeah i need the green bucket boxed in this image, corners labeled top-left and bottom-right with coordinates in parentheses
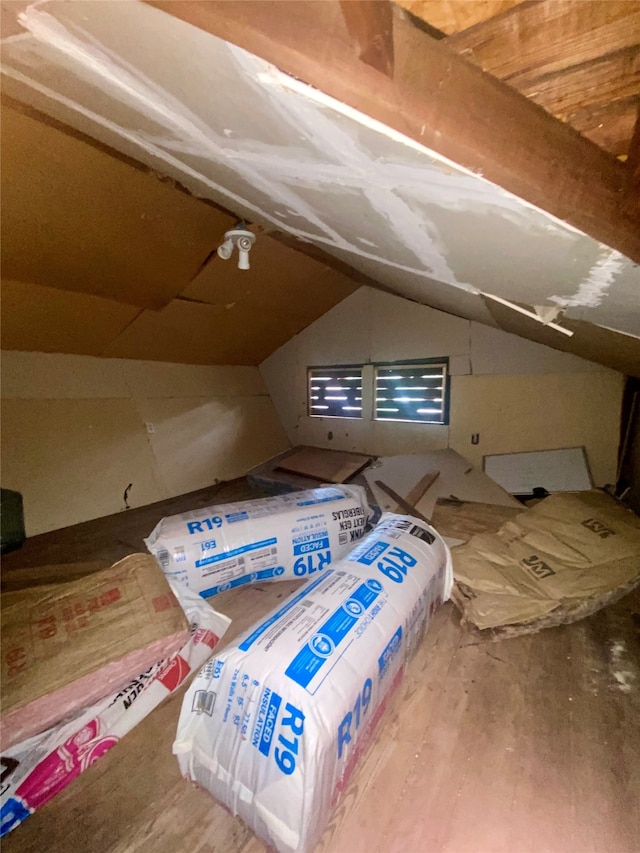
top-left (1, 489), bottom-right (26, 553)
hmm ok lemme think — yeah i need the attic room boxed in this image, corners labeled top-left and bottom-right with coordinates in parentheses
top-left (1, 0), bottom-right (639, 851)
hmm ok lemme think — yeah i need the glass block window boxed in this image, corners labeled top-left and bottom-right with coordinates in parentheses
top-left (308, 366), bottom-right (363, 419)
top-left (374, 361), bottom-right (448, 424)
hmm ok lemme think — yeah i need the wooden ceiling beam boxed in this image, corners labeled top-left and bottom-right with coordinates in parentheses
top-left (339, 0), bottom-right (395, 76)
top-left (445, 0), bottom-right (640, 83)
top-left (394, 0), bottom-right (523, 37)
top-left (145, 0), bottom-right (640, 263)
top-left (570, 96), bottom-right (639, 159)
top-left (627, 104), bottom-right (640, 192)
top-left (514, 45), bottom-right (640, 120)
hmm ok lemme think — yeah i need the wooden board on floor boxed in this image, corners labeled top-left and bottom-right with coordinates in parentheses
top-left (431, 497), bottom-right (523, 542)
top-left (365, 450), bottom-right (520, 517)
top-left (0, 560), bottom-right (107, 592)
top-left (275, 446), bottom-right (371, 483)
top-left (0, 477), bottom-right (259, 581)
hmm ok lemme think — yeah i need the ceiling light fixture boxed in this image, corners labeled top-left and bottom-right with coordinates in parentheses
top-left (216, 225), bottom-right (256, 270)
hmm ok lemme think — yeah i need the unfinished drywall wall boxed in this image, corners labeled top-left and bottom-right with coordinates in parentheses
top-left (448, 374), bottom-right (622, 487)
top-left (1, 351), bottom-right (290, 536)
top-left (260, 287), bottom-right (623, 485)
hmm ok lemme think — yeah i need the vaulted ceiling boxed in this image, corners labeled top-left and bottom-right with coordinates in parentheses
top-left (1, 99), bottom-right (361, 364)
top-left (1, 1), bottom-right (639, 374)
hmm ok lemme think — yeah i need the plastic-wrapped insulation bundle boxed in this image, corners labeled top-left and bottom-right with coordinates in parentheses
top-left (174, 513), bottom-right (452, 853)
top-left (145, 485), bottom-right (370, 598)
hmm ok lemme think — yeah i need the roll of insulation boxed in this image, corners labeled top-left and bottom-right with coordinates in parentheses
top-left (145, 485), bottom-right (370, 598)
top-left (174, 513), bottom-right (452, 853)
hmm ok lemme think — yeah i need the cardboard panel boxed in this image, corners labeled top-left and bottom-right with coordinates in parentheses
top-left (1, 280), bottom-right (141, 356)
top-left (103, 298), bottom-right (323, 365)
top-left (363, 450), bottom-right (519, 519)
top-left (1, 348), bottom-right (269, 399)
top-left (1, 104), bottom-right (232, 309)
top-left (470, 321), bottom-right (607, 375)
top-left (118, 361), bottom-right (267, 399)
top-left (448, 373), bottom-right (624, 487)
top-left (369, 289), bottom-right (470, 361)
top-left (275, 446), bottom-right (371, 483)
top-left (482, 295), bottom-right (640, 377)
top-left (0, 351), bottom-right (290, 536)
top-left (0, 398), bottom-right (165, 535)
top-left (134, 396), bottom-right (289, 497)
top-left (183, 234), bottom-right (358, 318)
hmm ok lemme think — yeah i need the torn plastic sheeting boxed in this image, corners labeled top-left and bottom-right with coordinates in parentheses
top-left (145, 485), bottom-right (370, 597)
top-left (174, 513), bottom-right (452, 853)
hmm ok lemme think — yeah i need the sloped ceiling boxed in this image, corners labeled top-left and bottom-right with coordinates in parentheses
top-left (1, 103), bottom-right (232, 310)
top-left (1, 0), bottom-right (639, 373)
top-left (0, 101), bottom-right (359, 364)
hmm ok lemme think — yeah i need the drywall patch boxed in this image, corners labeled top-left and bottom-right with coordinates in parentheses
top-left (252, 59), bottom-right (591, 237)
top-left (550, 247), bottom-right (625, 309)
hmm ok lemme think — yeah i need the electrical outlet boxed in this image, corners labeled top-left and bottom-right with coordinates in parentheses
top-left (471, 433), bottom-right (479, 445)
top-left (145, 422), bottom-right (155, 434)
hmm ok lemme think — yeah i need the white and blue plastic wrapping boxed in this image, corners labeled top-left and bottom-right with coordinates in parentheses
top-left (174, 514), bottom-right (452, 853)
top-left (144, 485), bottom-right (369, 598)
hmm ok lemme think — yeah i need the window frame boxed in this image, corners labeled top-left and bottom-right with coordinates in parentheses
top-left (307, 364), bottom-right (365, 420)
top-left (372, 358), bottom-right (450, 425)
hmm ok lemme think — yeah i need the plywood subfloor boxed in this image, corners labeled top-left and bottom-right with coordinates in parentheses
top-left (2, 480), bottom-right (639, 853)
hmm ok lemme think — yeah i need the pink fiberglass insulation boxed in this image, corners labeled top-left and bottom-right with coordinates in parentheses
top-left (1, 554), bottom-right (189, 749)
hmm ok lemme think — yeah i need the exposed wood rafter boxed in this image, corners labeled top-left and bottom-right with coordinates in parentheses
top-left (445, 1), bottom-right (640, 82)
top-left (572, 95), bottom-right (640, 160)
top-left (627, 103), bottom-right (640, 193)
top-left (339, 0), bottom-right (395, 76)
top-left (513, 46), bottom-right (640, 121)
top-left (145, 0), bottom-right (640, 263)
top-left (395, 0), bottom-right (522, 36)
top-left (443, 1), bottom-right (640, 159)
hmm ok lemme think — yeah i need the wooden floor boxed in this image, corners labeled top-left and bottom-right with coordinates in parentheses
top-left (3, 482), bottom-right (640, 853)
